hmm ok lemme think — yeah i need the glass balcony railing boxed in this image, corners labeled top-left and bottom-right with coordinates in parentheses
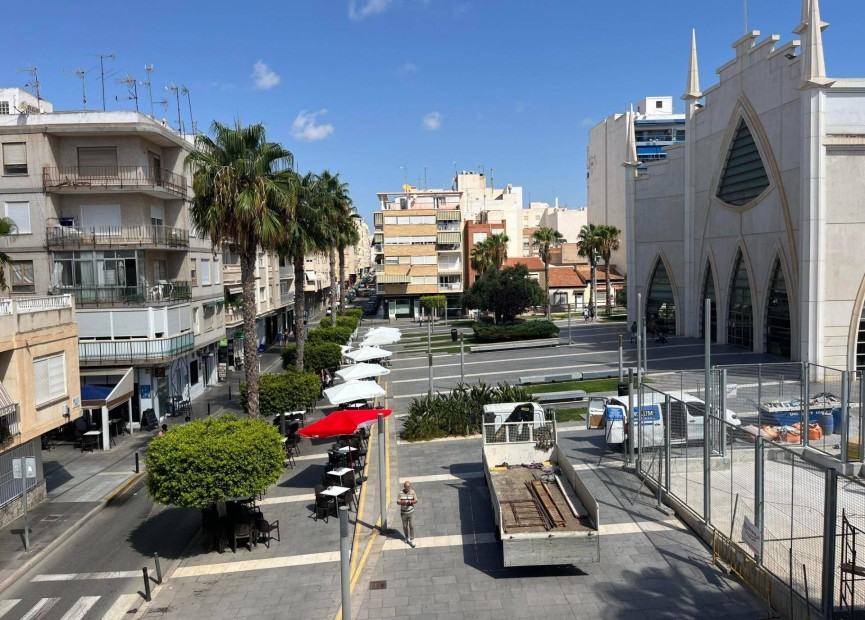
top-left (46, 225), bottom-right (190, 249)
top-left (78, 332), bottom-right (194, 363)
top-left (60, 280), bottom-right (191, 306)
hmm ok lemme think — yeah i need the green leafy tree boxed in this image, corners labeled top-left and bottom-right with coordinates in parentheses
top-left (187, 121), bottom-right (296, 418)
top-left (334, 315), bottom-right (359, 330)
top-left (338, 211), bottom-right (361, 314)
top-left (463, 264), bottom-right (544, 323)
top-left (485, 233), bottom-right (510, 269)
top-left (531, 227), bottom-right (565, 317)
top-left (318, 171), bottom-right (352, 318)
top-left (146, 415), bottom-right (284, 508)
top-left (241, 370), bottom-right (320, 417)
top-left (419, 295), bottom-right (446, 321)
top-left (577, 223), bottom-right (602, 312)
top-left (307, 326), bottom-right (354, 346)
top-left (469, 242), bottom-right (493, 281)
top-left (595, 224), bottom-right (622, 316)
top-left (281, 342), bottom-right (342, 372)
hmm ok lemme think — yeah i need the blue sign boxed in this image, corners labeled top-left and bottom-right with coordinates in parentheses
top-left (632, 404), bottom-right (661, 423)
top-left (139, 385), bottom-right (152, 399)
top-left (606, 406), bottom-right (625, 422)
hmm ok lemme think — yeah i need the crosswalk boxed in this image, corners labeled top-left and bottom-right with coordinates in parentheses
top-left (0, 593), bottom-right (138, 620)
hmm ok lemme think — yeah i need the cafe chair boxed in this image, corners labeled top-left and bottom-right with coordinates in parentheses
top-left (232, 522), bottom-right (256, 553)
top-left (312, 484), bottom-right (330, 523)
top-left (284, 443), bottom-right (296, 468)
top-left (256, 519), bottom-right (280, 548)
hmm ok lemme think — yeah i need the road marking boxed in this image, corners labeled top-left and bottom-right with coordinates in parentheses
top-left (0, 601), bottom-right (20, 618)
top-left (409, 471), bottom-right (483, 483)
top-left (172, 551), bottom-right (340, 578)
top-left (59, 596), bottom-right (100, 620)
top-left (258, 493), bottom-right (314, 505)
top-left (294, 452), bottom-right (329, 462)
top-left (32, 571), bottom-right (139, 581)
top-left (20, 598), bottom-right (60, 620)
top-left (102, 594), bottom-right (141, 620)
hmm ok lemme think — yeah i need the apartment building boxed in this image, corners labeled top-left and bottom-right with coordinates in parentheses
top-left (348, 216), bottom-right (372, 284)
top-left (0, 295), bottom-right (80, 524)
top-left (465, 211), bottom-right (506, 285)
top-left (0, 89), bottom-right (223, 422)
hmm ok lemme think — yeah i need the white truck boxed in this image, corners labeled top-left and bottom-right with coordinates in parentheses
top-left (482, 402), bottom-right (600, 568)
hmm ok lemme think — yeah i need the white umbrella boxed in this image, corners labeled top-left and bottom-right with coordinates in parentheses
top-left (324, 380), bottom-right (386, 406)
top-left (345, 347), bottom-right (392, 362)
top-left (361, 331), bottom-right (402, 347)
top-left (335, 363), bottom-right (390, 382)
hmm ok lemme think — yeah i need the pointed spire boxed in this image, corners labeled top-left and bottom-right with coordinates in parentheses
top-left (795, 0), bottom-right (828, 35)
top-left (623, 105), bottom-right (641, 169)
top-left (683, 29), bottom-right (702, 101)
top-left (800, 0), bottom-right (833, 88)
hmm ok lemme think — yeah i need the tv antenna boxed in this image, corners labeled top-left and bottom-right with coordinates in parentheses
top-left (116, 74), bottom-right (139, 111)
top-left (92, 53), bottom-right (116, 110)
top-left (141, 65), bottom-right (155, 116)
top-left (163, 83), bottom-right (183, 134)
top-left (63, 68), bottom-right (88, 109)
top-left (17, 65), bottom-right (41, 107)
top-left (180, 85), bottom-right (196, 134)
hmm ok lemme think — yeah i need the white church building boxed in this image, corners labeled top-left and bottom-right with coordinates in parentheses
top-left (626, 0), bottom-right (865, 371)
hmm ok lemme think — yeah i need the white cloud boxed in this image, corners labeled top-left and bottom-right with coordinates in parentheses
top-left (251, 61), bottom-right (280, 90)
top-left (422, 111), bottom-right (442, 132)
top-left (579, 117), bottom-right (596, 128)
top-left (348, 0), bottom-right (393, 20)
top-left (399, 60), bottom-right (419, 74)
top-left (292, 110), bottom-right (335, 142)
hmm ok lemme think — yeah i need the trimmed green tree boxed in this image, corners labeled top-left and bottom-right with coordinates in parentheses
top-left (241, 370), bottom-right (320, 418)
top-left (281, 342), bottom-right (343, 372)
top-left (145, 415), bottom-right (284, 508)
top-left (419, 295), bottom-right (446, 322)
top-left (463, 264), bottom-right (544, 323)
top-left (307, 326), bottom-right (354, 346)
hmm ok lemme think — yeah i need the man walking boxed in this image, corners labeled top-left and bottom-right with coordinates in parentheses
top-left (397, 480), bottom-right (418, 547)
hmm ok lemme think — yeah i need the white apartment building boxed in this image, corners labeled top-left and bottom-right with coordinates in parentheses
top-left (0, 90), bottom-right (223, 421)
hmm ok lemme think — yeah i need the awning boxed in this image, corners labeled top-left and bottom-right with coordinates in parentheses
top-left (436, 210), bottom-right (461, 221)
top-left (377, 274), bottom-right (410, 284)
top-left (305, 271), bottom-right (317, 282)
top-left (373, 233), bottom-right (383, 244)
top-left (437, 231), bottom-right (461, 244)
top-left (202, 299), bottom-right (224, 308)
top-left (79, 367), bottom-right (134, 410)
top-left (0, 381), bottom-right (14, 408)
top-left (224, 284), bottom-right (242, 295)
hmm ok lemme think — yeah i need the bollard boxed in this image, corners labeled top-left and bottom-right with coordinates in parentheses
top-left (207, 403), bottom-right (211, 416)
top-left (142, 567), bottom-right (152, 601)
top-left (228, 386), bottom-right (232, 401)
top-left (154, 553), bottom-right (163, 584)
top-left (339, 506), bottom-right (351, 619)
top-left (135, 452), bottom-right (139, 474)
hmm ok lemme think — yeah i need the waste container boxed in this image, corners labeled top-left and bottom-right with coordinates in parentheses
top-left (617, 382), bottom-right (629, 397)
top-left (451, 328), bottom-right (458, 342)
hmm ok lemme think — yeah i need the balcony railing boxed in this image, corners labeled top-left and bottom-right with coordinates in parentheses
top-left (436, 244), bottom-right (461, 252)
top-left (438, 283), bottom-right (462, 291)
top-left (224, 306), bottom-right (243, 324)
top-left (60, 281), bottom-right (191, 306)
top-left (46, 225), bottom-right (189, 249)
top-left (0, 295), bottom-right (73, 316)
top-left (79, 332), bottom-right (194, 363)
top-left (43, 166), bottom-right (187, 197)
top-left (0, 403), bottom-right (20, 447)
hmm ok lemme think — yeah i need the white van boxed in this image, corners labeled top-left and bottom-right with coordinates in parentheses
top-left (588, 391), bottom-right (741, 450)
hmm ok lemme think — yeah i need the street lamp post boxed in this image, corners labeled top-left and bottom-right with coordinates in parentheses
top-left (591, 250), bottom-right (598, 321)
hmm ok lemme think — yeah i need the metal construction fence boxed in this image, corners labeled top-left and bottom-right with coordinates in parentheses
top-left (637, 363), bottom-right (865, 619)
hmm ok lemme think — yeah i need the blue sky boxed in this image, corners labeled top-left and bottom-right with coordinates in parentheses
top-left (3, 1), bottom-right (863, 226)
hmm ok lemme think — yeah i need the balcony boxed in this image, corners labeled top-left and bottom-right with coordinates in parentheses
top-left (46, 224), bottom-right (189, 249)
top-left (0, 403), bottom-right (20, 448)
top-left (0, 295), bottom-right (73, 316)
top-left (59, 280), bottom-right (191, 306)
top-left (439, 282), bottom-right (462, 291)
top-left (437, 263), bottom-right (462, 273)
top-left (436, 243), bottom-right (461, 252)
top-left (224, 306), bottom-right (242, 325)
top-left (78, 332), bottom-right (194, 364)
top-left (43, 166), bottom-right (187, 198)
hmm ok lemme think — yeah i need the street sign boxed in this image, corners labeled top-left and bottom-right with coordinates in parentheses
top-left (12, 458), bottom-right (21, 479)
top-left (24, 457), bottom-right (36, 479)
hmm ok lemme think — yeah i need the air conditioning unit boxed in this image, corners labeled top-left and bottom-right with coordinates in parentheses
top-left (399, 198), bottom-right (408, 210)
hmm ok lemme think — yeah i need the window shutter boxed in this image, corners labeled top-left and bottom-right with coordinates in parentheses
top-left (3, 143), bottom-right (26, 165)
top-left (77, 147), bottom-right (118, 169)
top-left (34, 354), bottom-right (66, 405)
top-left (4, 202), bottom-right (30, 234)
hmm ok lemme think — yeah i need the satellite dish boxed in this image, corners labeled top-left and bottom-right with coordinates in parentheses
top-left (402, 184), bottom-right (412, 192)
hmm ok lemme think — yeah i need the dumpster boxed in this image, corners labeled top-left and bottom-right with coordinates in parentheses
top-left (451, 328), bottom-right (458, 342)
top-left (617, 382), bottom-right (629, 397)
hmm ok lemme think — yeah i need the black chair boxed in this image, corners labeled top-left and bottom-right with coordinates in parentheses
top-left (256, 519), bottom-right (280, 548)
top-left (342, 471), bottom-right (359, 511)
top-left (312, 484), bottom-right (330, 523)
top-left (232, 522), bottom-right (256, 552)
top-left (41, 433), bottom-right (56, 451)
top-left (73, 417), bottom-right (88, 450)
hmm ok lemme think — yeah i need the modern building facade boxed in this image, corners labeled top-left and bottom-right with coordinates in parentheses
top-left (627, 1), bottom-right (865, 371)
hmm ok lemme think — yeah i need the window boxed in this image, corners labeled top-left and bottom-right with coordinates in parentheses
top-left (280, 281), bottom-right (291, 295)
top-left (473, 232), bottom-right (488, 244)
top-left (2, 143), bottom-right (27, 175)
top-left (77, 147), bottom-right (117, 173)
top-left (259, 287), bottom-right (265, 302)
top-left (213, 258), bottom-right (220, 284)
top-left (384, 256), bottom-right (399, 265)
top-left (727, 250), bottom-right (753, 349)
top-left (34, 353), bottom-right (67, 406)
top-left (190, 259), bottom-right (197, 286)
top-left (190, 360), bottom-right (199, 386)
top-left (0, 102), bottom-right (9, 115)
top-left (410, 255), bottom-right (436, 265)
top-left (150, 205), bottom-right (165, 227)
top-left (201, 259), bottom-right (211, 285)
top-left (193, 307), bottom-right (200, 334)
top-left (655, 100), bottom-right (663, 109)
top-left (765, 259), bottom-right (791, 358)
top-left (258, 253), bottom-right (264, 267)
top-left (717, 120), bottom-right (769, 206)
top-left (411, 275), bottom-right (436, 285)
top-left (645, 258), bottom-right (676, 336)
top-left (11, 261), bottom-right (35, 293)
top-left (4, 202), bottom-right (30, 234)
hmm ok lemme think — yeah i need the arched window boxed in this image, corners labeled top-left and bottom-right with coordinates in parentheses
top-left (646, 258), bottom-right (675, 336)
top-left (701, 264), bottom-right (717, 342)
top-left (856, 303), bottom-right (865, 372)
top-left (765, 259), bottom-right (791, 358)
top-left (727, 250), bottom-right (753, 349)
top-left (717, 119), bottom-right (769, 206)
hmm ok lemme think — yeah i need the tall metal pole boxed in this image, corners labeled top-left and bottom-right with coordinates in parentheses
top-left (591, 251), bottom-right (598, 320)
top-left (663, 394), bottom-right (672, 495)
top-left (704, 298), bottom-right (712, 527)
top-left (637, 379), bottom-right (644, 475)
top-left (636, 293), bottom-right (643, 386)
top-left (21, 473), bottom-right (29, 551)
top-left (567, 304), bottom-right (572, 345)
top-left (459, 334), bottom-right (465, 383)
top-left (821, 468), bottom-right (838, 618)
top-left (377, 413), bottom-right (387, 534)
top-left (642, 325), bottom-right (648, 373)
top-left (428, 352), bottom-right (433, 395)
top-left (803, 362), bottom-right (810, 448)
top-left (627, 368), bottom-right (635, 467)
top-left (859, 372), bottom-right (865, 463)
top-left (754, 436), bottom-right (764, 565)
top-left (618, 335), bottom-right (624, 382)
top-left (842, 370), bottom-right (850, 464)
top-left (720, 369), bottom-right (728, 457)
top-left (704, 299), bottom-right (711, 403)
top-left (339, 506), bottom-right (352, 620)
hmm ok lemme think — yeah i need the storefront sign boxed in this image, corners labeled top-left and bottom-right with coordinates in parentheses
top-left (218, 362), bottom-right (227, 383)
top-left (140, 385), bottom-right (152, 399)
top-left (154, 367), bottom-right (166, 378)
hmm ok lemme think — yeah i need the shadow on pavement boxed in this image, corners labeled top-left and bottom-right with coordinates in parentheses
top-left (127, 506), bottom-right (202, 559)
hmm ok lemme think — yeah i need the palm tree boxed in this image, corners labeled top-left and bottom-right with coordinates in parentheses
top-left (187, 121), bottom-right (295, 418)
top-left (469, 242), bottom-right (493, 281)
top-left (531, 227), bottom-right (564, 318)
top-left (486, 233), bottom-right (510, 270)
top-left (337, 210), bottom-right (361, 314)
top-left (576, 223), bottom-right (602, 314)
top-left (595, 224), bottom-right (622, 316)
top-left (0, 217), bottom-right (18, 292)
top-left (318, 171), bottom-right (351, 318)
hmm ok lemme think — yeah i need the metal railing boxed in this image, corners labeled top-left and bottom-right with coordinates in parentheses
top-left (46, 224), bottom-right (190, 249)
top-left (60, 281), bottom-right (191, 306)
top-left (0, 403), bottom-right (20, 446)
top-left (43, 166), bottom-right (187, 197)
top-left (0, 295), bottom-right (73, 316)
top-left (438, 283), bottom-right (461, 291)
top-left (79, 332), bottom-right (194, 363)
top-left (483, 420), bottom-right (555, 444)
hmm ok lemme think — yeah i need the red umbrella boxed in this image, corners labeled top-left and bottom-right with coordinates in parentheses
top-left (298, 408), bottom-right (392, 439)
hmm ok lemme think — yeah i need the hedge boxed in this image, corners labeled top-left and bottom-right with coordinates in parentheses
top-left (319, 316), bottom-right (333, 328)
top-left (471, 320), bottom-right (560, 343)
top-left (145, 415), bottom-right (284, 508)
top-left (307, 326), bottom-right (354, 346)
top-left (340, 308), bottom-right (363, 320)
top-left (335, 315), bottom-right (358, 330)
top-left (281, 342), bottom-right (343, 372)
top-left (240, 370), bottom-right (320, 417)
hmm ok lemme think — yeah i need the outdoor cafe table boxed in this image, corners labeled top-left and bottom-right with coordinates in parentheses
top-left (320, 486), bottom-right (350, 515)
top-left (327, 467), bottom-right (352, 486)
top-left (82, 430), bottom-right (101, 451)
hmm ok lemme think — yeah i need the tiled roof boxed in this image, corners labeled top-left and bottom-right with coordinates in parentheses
top-left (547, 267), bottom-right (586, 287)
top-left (505, 257), bottom-right (545, 270)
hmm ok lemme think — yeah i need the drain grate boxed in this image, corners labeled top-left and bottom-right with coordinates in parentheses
top-left (369, 580), bottom-right (387, 590)
top-left (41, 515), bottom-right (62, 522)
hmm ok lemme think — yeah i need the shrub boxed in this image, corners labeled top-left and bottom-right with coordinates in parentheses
top-left (282, 342), bottom-right (343, 372)
top-left (241, 370), bottom-right (320, 417)
top-left (340, 308), bottom-right (363, 320)
top-left (145, 415), bottom-right (284, 508)
top-left (472, 320), bottom-right (560, 343)
top-left (335, 315), bottom-right (359, 330)
top-left (319, 316), bottom-right (333, 328)
top-left (307, 326), bottom-right (354, 346)
top-left (401, 382), bottom-right (538, 441)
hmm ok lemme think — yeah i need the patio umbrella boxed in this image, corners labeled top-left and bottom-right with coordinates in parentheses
top-left (345, 347), bottom-right (392, 363)
top-left (298, 408), bottom-right (392, 439)
top-left (323, 379), bottom-right (386, 406)
top-left (335, 363), bottom-right (390, 382)
top-left (361, 331), bottom-right (401, 347)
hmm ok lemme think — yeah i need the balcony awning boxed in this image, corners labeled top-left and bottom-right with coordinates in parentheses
top-left (305, 270), bottom-right (317, 282)
top-left (373, 233), bottom-right (383, 244)
top-left (437, 231), bottom-right (461, 244)
top-left (202, 299), bottom-right (224, 308)
top-left (80, 367), bottom-right (134, 410)
top-left (224, 283), bottom-right (242, 295)
top-left (378, 274), bottom-right (411, 284)
top-left (436, 210), bottom-right (461, 221)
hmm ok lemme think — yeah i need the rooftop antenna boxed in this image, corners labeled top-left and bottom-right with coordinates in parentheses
top-left (141, 65), bottom-right (155, 116)
top-left (477, 164), bottom-right (485, 176)
top-left (400, 165), bottom-right (407, 188)
top-left (423, 165), bottom-right (427, 189)
top-left (452, 162), bottom-right (457, 190)
top-left (743, 0), bottom-right (748, 35)
top-left (96, 53), bottom-right (115, 111)
top-left (18, 65), bottom-right (41, 107)
top-left (164, 83), bottom-right (183, 134)
top-left (63, 68), bottom-right (88, 109)
top-left (180, 85), bottom-right (196, 134)
top-left (116, 74), bottom-right (139, 111)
